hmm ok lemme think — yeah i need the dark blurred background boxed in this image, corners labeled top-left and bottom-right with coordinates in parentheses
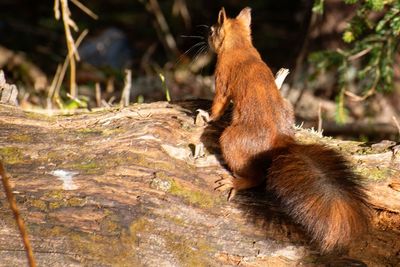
top-left (0, 1), bottom-right (311, 71)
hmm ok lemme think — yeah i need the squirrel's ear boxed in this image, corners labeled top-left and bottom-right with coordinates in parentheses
top-left (236, 7), bottom-right (251, 27)
top-left (218, 7), bottom-right (227, 25)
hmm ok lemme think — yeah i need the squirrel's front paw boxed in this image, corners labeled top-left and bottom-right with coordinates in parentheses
top-left (215, 176), bottom-right (237, 201)
top-left (195, 109), bottom-right (211, 126)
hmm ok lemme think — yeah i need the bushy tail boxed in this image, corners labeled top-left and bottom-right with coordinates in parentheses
top-left (268, 142), bottom-right (370, 252)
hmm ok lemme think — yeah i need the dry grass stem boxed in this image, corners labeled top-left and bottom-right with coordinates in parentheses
top-left (345, 70), bottom-right (379, 102)
top-left (54, 0), bottom-right (79, 98)
top-left (53, 0), bottom-right (60, 19)
top-left (317, 102), bottom-right (323, 133)
top-left (47, 64), bottom-right (62, 109)
top-left (70, 0), bottom-right (98, 20)
top-left (348, 47), bottom-right (372, 61)
top-left (392, 116), bottom-right (400, 137)
top-left (49, 29), bottom-right (88, 108)
top-left (345, 89), bottom-right (375, 102)
top-left (54, 0), bottom-right (95, 100)
top-left (120, 69), bottom-right (132, 107)
top-left (95, 83), bottom-right (101, 107)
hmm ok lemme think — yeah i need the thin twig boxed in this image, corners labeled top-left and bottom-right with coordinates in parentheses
top-left (55, 0), bottom-right (96, 100)
top-left (57, 0), bottom-right (80, 98)
top-left (344, 90), bottom-right (375, 101)
top-left (0, 162), bottom-right (36, 267)
top-left (66, 93), bottom-right (85, 106)
top-left (54, 0), bottom-right (60, 19)
top-left (120, 69), bottom-right (132, 108)
top-left (392, 116), bottom-right (400, 137)
top-left (47, 64), bottom-right (62, 109)
top-left (345, 70), bottom-right (379, 102)
top-left (52, 29), bottom-right (88, 106)
top-left (95, 83), bottom-right (101, 107)
top-left (348, 47), bottom-right (372, 61)
top-left (317, 102), bottom-right (323, 133)
top-left (70, 0), bottom-right (98, 20)
top-left (290, 3), bottom-right (318, 96)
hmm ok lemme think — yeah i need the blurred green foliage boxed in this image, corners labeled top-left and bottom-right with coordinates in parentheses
top-left (310, 0), bottom-right (400, 123)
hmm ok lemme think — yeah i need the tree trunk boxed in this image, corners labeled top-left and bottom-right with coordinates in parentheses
top-left (0, 101), bottom-right (399, 267)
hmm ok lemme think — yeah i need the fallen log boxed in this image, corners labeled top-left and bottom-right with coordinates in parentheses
top-left (0, 101), bottom-right (399, 266)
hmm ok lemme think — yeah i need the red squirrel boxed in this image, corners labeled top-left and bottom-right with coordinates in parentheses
top-left (207, 7), bottom-right (370, 252)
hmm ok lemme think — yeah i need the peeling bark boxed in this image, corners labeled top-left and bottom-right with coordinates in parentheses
top-left (0, 101), bottom-right (399, 267)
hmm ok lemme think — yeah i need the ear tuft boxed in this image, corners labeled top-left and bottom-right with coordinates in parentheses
top-left (236, 7), bottom-right (251, 27)
top-left (218, 7), bottom-right (227, 25)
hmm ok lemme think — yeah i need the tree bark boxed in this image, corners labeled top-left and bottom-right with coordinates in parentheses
top-left (0, 101), bottom-right (399, 267)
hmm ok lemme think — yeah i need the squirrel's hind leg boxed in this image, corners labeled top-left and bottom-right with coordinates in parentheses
top-left (215, 174), bottom-right (265, 201)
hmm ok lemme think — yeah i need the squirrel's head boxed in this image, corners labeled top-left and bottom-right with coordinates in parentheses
top-left (208, 7), bottom-right (252, 53)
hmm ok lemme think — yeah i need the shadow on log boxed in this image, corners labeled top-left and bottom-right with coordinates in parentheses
top-left (0, 101), bottom-right (399, 266)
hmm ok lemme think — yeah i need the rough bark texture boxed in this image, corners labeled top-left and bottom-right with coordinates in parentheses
top-left (0, 100), bottom-right (399, 267)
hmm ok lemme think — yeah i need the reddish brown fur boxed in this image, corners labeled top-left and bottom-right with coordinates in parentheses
top-left (209, 7), bottom-right (370, 252)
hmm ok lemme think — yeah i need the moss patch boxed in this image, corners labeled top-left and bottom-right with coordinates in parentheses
top-left (134, 153), bottom-right (176, 171)
top-left (24, 111), bottom-right (56, 121)
top-left (68, 197), bottom-right (86, 206)
top-left (129, 217), bottom-right (214, 266)
top-left (69, 229), bottom-right (139, 265)
top-left (162, 214), bottom-right (186, 226)
top-left (102, 128), bottom-right (125, 137)
top-left (42, 191), bottom-right (87, 210)
top-left (129, 217), bottom-right (150, 242)
top-left (357, 166), bottom-right (390, 181)
top-left (169, 179), bottom-right (216, 209)
top-left (9, 134), bottom-right (32, 143)
top-left (162, 231), bottom-right (213, 267)
top-left (76, 128), bottom-right (103, 136)
top-left (67, 160), bottom-right (102, 174)
top-left (29, 199), bottom-right (48, 211)
top-left (100, 209), bottom-right (121, 235)
top-left (45, 151), bottom-right (63, 161)
top-left (0, 147), bottom-right (25, 164)
top-left (44, 190), bottom-right (65, 201)
top-left (33, 224), bottom-right (139, 265)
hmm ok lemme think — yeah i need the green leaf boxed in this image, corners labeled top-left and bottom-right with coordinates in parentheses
top-left (343, 31), bottom-right (355, 43)
top-left (344, 0), bottom-right (359, 4)
top-left (312, 0), bottom-right (325, 14)
top-left (390, 15), bottom-right (400, 35)
top-left (159, 73), bottom-right (171, 102)
top-left (310, 0), bottom-right (399, 121)
top-left (366, 0), bottom-right (385, 11)
top-left (335, 92), bottom-right (349, 125)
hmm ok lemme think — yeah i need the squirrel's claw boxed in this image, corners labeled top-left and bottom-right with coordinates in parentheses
top-left (227, 188), bottom-right (237, 201)
top-left (214, 176), bottom-right (237, 201)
